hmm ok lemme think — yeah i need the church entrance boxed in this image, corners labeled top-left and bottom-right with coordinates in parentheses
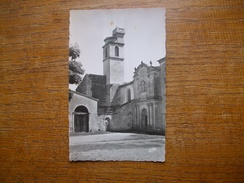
top-left (74, 106), bottom-right (89, 133)
top-left (141, 108), bottom-right (148, 132)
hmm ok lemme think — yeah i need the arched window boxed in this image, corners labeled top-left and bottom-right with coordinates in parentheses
top-left (115, 46), bottom-right (119, 57)
top-left (105, 47), bottom-right (108, 58)
top-left (127, 88), bottom-right (131, 102)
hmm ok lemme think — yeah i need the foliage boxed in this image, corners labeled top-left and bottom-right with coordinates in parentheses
top-left (69, 43), bottom-right (80, 61)
top-left (69, 60), bottom-right (84, 75)
top-left (69, 43), bottom-right (84, 85)
top-left (69, 70), bottom-right (83, 84)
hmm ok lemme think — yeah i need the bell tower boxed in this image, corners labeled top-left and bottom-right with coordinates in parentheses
top-left (103, 27), bottom-right (125, 85)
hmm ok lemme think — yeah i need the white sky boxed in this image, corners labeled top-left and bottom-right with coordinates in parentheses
top-left (69, 8), bottom-right (166, 90)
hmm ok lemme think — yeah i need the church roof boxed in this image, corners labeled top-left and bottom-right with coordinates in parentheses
top-left (69, 89), bottom-right (99, 101)
top-left (76, 74), bottom-right (106, 93)
top-left (82, 74), bottom-right (106, 84)
top-left (104, 36), bottom-right (117, 43)
top-left (118, 81), bottom-right (133, 88)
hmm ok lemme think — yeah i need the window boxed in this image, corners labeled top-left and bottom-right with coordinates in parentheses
top-left (127, 88), bottom-right (131, 102)
top-left (115, 46), bottom-right (119, 57)
top-left (105, 47), bottom-right (108, 58)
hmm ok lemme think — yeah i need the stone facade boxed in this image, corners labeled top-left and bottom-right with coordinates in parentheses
top-left (109, 101), bottom-right (134, 132)
top-left (69, 90), bottom-right (108, 134)
top-left (69, 27), bottom-right (166, 135)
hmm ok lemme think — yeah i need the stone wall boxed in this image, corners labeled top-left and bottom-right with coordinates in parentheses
top-left (153, 100), bottom-right (165, 135)
top-left (97, 115), bottom-right (112, 131)
top-left (89, 75), bottom-right (107, 106)
top-left (69, 91), bottom-right (99, 134)
top-left (111, 82), bottom-right (134, 106)
top-left (76, 75), bottom-right (92, 97)
top-left (76, 74), bottom-right (107, 106)
top-left (109, 59), bottom-right (124, 84)
top-left (109, 102), bottom-right (133, 132)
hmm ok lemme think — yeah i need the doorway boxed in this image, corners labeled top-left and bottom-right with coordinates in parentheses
top-left (105, 117), bottom-right (110, 131)
top-left (141, 108), bottom-right (148, 131)
top-left (74, 106), bottom-right (89, 132)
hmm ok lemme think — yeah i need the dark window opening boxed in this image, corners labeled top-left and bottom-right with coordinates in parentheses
top-left (127, 89), bottom-right (131, 102)
top-left (105, 47), bottom-right (108, 58)
top-left (115, 46), bottom-right (119, 57)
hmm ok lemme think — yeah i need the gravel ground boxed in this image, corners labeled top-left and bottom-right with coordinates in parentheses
top-left (69, 132), bottom-right (165, 162)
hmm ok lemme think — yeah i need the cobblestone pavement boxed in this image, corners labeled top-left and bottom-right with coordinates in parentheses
top-left (69, 132), bottom-right (165, 162)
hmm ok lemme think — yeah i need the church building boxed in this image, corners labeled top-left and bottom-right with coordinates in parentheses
top-left (69, 27), bottom-right (166, 135)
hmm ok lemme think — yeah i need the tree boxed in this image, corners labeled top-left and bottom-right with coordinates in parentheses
top-left (69, 43), bottom-right (80, 61)
top-left (69, 43), bottom-right (85, 84)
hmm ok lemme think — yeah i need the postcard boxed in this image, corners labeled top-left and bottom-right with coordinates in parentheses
top-left (69, 8), bottom-right (166, 161)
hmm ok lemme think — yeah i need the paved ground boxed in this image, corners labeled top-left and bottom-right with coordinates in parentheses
top-left (69, 132), bottom-right (165, 162)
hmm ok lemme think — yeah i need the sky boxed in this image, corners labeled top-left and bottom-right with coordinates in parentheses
top-left (69, 8), bottom-right (166, 90)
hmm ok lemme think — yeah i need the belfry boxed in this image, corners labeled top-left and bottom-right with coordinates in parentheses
top-left (103, 27), bottom-right (125, 85)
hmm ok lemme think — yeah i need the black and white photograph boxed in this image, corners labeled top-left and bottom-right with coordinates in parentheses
top-left (68, 8), bottom-right (166, 162)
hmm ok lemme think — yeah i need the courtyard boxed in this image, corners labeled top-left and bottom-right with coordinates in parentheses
top-left (69, 132), bottom-right (165, 162)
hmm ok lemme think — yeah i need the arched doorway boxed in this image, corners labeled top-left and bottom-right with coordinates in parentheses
top-left (74, 106), bottom-right (89, 132)
top-left (141, 108), bottom-right (148, 131)
top-left (105, 117), bottom-right (110, 131)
